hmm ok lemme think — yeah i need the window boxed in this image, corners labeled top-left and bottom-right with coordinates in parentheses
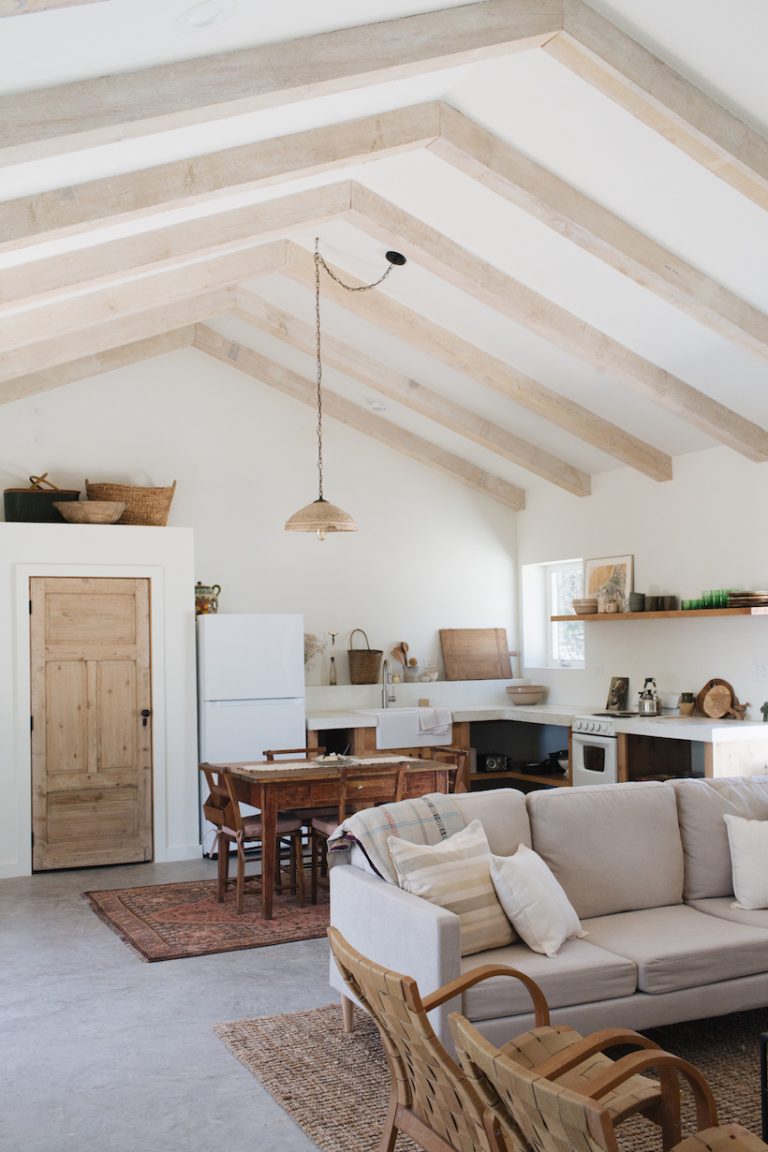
top-left (521, 558), bottom-right (584, 669)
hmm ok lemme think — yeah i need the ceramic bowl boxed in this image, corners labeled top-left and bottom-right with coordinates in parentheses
top-left (506, 685), bottom-right (547, 705)
top-left (572, 598), bottom-right (598, 615)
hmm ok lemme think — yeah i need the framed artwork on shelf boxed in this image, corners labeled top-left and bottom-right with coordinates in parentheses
top-left (584, 554), bottom-right (634, 612)
top-left (606, 677), bottom-right (629, 712)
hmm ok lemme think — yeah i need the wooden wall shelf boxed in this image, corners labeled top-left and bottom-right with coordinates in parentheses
top-left (551, 607), bottom-right (768, 622)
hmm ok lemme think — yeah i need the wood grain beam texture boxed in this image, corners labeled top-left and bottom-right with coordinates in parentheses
top-left (283, 241), bottom-right (672, 481)
top-left (548, 0), bottom-right (768, 213)
top-left (347, 184), bottom-right (768, 461)
top-left (194, 325), bottom-right (526, 511)
top-left (432, 104), bottom-right (768, 363)
top-left (0, 0), bottom-right (561, 165)
top-left (0, 104), bottom-right (440, 253)
top-left (0, 0), bottom-right (106, 14)
top-left (235, 287), bottom-right (590, 496)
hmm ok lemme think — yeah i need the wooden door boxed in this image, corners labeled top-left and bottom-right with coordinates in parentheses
top-left (30, 576), bottom-right (153, 870)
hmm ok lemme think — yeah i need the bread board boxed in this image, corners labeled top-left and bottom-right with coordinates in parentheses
top-left (439, 628), bottom-right (513, 681)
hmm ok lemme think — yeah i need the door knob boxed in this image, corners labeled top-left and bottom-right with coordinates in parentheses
top-left (141, 708), bottom-right (152, 727)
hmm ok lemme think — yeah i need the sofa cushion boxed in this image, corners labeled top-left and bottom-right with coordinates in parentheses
top-left (687, 897), bottom-right (768, 930)
top-left (490, 847), bottom-right (584, 957)
top-left (723, 813), bottom-right (768, 909)
top-left (581, 904), bottom-right (768, 994)
top-left (447, 789), bottom-right (532, 855)
top-left (527, 782), bottom-right (683, 919)
top-left (671, 776), bottom-right (768, 900)
top-left (460, 938), bottom-right (637, 1020)
top-left (388, 819), bottom-right (515, 956)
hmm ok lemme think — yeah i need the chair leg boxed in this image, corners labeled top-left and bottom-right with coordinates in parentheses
top-left (311, 829), bottom-right (320, 904)
top-left (216, 832), bottom-right (228, 902)
top-left (235, 839), bottom-right (245, 915)
top-left (341, 994), bottom-right (354, 1033)
top-left (293, 830), bottom-right (305, 905)
top-left (274, 836), bottom-right (283, 895)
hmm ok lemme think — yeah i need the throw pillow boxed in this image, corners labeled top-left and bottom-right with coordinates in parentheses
top-left (723, 813), bottom-right (768, 909)
top-left (388, 819), bottom-right (515, 956)
top-left (490, 845), bottom-right (585, 957)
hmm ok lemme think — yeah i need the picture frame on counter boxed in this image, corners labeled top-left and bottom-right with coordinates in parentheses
top-left (606, 676), bottom-right (629, 711)
top-left (584, 554), bottom-right (634, 612)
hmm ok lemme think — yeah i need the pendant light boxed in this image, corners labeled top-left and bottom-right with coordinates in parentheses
top-left (284, 239), bottom-right (407, 540)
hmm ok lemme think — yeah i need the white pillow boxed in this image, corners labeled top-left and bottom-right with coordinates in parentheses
top-left (388, 819), bottom-right (515, 956)
top-left (723, 813), bottom-right (768, 909)
top-left (490, 845), bottom-right (585, 957)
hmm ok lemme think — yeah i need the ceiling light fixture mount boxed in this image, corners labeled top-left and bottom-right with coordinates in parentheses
top-left (285, 239), bottom-right (407, 540)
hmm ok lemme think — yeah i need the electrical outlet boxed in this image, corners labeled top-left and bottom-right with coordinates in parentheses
top-left (754, 662), bottom-right (768, 680)
top-left (425, 658), bottom-right (437, 669)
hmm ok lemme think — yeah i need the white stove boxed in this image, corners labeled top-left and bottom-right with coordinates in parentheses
top-left (572, 712), bottom-right (635, 736)
top-left (570, 713), bottom-right (628, 783)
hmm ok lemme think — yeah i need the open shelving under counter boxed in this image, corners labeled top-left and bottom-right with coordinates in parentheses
top-left (551, 607), bottom-right (768, 622)
top-left (470, 768), bottom-right (570, 788)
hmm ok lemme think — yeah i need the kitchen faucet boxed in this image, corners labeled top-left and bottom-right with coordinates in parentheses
top-left (381, 659), bottom-right (396, 708)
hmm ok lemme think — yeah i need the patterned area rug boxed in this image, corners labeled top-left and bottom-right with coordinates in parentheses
top-left (216, 1003), bottom-right (768, 1152)
top-left (85, 879), bottom-right (329, 961)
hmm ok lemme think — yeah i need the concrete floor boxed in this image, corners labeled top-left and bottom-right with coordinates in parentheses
top-left (0, 857), bottom-right (336, 1152)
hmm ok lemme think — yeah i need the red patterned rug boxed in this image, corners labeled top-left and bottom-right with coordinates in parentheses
top-left (85, 879), bottom-right (330, 962)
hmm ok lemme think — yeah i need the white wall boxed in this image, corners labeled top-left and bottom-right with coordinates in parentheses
top-left (0, 347), bottom-right (518, 687)
top-left (517, 449), bottom-right (768, 715)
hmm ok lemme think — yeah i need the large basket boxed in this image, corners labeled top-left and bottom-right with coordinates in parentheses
top-left (85, 479), bottom-right (176, 526)
top-left (347, 628), bottom-right (383, 684)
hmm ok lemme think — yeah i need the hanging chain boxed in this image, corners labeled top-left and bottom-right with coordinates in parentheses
top-left (314, 238), bottom-right (401, 500)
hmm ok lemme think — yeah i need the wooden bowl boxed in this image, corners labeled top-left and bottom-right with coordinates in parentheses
top-left (53, 500), bottom-right (126, 524)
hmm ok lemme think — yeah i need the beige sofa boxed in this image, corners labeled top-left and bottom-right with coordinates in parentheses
top-left (329, 777), bottom-right (768, 1050)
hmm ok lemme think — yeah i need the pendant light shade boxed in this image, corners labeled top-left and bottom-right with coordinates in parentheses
top-left (284, 238), bottom-right (406, 540)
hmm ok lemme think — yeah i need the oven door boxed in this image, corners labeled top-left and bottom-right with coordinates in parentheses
top-left (571, 733), bottom-right (618, 786)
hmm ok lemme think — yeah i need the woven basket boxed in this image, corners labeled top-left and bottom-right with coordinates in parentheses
top-left (347, 628), bottom-right (383, 685)
top-left (85, 479), bottom-right (176, 526)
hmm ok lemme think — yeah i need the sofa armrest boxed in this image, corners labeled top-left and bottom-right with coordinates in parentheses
top-left (329, 864), bottom-right (462, 1041)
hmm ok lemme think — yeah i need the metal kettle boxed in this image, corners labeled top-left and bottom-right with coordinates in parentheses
top-left (637, 677), bottom-right (662, 716)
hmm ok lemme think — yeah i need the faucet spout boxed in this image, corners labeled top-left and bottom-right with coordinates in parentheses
top-left (381, 659), bottom-right (396, 708)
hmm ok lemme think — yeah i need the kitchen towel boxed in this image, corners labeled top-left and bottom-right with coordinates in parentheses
top-left (418, 707), bottom-right (452, 735)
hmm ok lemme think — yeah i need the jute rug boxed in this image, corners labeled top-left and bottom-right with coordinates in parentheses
top-left (85, 879), bottom-right (329, 961)
top-left (216, 1003), bottom-right (768, 1152)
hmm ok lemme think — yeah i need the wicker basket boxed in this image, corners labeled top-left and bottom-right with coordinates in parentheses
top-left (85, 479), bottom-right (176, 526)
top-left (347, 628), bottom-right (383, 684)
top-left (4, 473), bottom-right (80, 522)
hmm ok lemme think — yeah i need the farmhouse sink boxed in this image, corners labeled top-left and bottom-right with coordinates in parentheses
top-left (356, 707), bottom-right (452, 750)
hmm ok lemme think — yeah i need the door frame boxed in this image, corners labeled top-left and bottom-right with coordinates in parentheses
top-left (1, 524), bottom-right (199, 878)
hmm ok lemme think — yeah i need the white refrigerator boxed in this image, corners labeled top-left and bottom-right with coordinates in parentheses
top-left (197, 612), bottom-right (306, 854)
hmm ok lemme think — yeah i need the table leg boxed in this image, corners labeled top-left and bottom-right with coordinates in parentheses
top-left (261, 788), bottom-right (278, 920)
top-left (760, 1031), bottom-right (768, 1142)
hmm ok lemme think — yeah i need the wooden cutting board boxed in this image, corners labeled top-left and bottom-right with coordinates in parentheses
top-left (439, 628), bottom-right (513, 680)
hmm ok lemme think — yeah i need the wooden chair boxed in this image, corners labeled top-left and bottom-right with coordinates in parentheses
top-left (311, 764), bottom-right (406, 902)
top-left (423, 745), bottom-right (469, 792)
top-left (449, 1010), bottom-right (756, 1152)
top-left (199, 765), bottom-right (305, 914)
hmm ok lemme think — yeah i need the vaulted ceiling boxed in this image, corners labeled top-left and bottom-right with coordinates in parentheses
top-left (2, 0), bottom-right (767, 510)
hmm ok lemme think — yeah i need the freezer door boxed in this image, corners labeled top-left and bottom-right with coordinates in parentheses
top-left (199, 698), bottom-right (306, 764)
top-left (198, 613), bottom-right (304, 701)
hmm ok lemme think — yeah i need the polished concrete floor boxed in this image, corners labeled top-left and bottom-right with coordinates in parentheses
top-left (0, 857), bottom-right (336, 1152)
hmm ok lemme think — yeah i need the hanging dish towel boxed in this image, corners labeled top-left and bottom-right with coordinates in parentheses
top-left (418, 707), bottom-right (452, 736)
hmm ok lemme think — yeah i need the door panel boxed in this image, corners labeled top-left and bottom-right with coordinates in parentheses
top-left (30, 576), bottom-right (153, 870)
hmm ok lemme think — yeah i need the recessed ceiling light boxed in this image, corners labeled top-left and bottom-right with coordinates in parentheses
top-left (175, 0), bottom-right (236, 33)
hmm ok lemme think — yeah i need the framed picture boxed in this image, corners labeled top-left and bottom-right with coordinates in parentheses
top-left (584, 554), bottom-right (634, 611)
top-left (605, 676), bottom-right (629, 712)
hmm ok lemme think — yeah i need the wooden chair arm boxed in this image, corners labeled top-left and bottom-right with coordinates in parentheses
top-left (582, 1050), bottom-right (717, 1130)
top-left (532, 1028), bottom-right (662, 1080)
top-left (421, 964), bottom-right (550, 1026)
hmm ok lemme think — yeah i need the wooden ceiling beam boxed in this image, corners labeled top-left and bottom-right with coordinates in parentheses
top-left (235, 287), bottom-right (590, 496)
top-left (432, 103), bottom-right (768, 363)
top-left (0, 328), bottom-right (193, 406)
top-left (0, 185), bottom-right (349, 306)
top-left (283, 241), bottom-right (671, 481)
top-left (548, 0), bottom-right (768, 213)
top-left (0, 0), bottom-right (561, 166)
top-left (348, 184), bottom-right (768, 462)
top-left (0, 240), bottom-right (285, 356)
top-left (194, 324), bottom-right (525, 511)
top-left (0, 287), bottom-right (234, 386)
top-left (0, 104), bottom-right (439, 254)
top-left (0, 0), bottom-right (107, 14)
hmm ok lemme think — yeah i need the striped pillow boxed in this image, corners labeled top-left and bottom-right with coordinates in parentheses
top-left (388, 819), bottom-right (515, 956)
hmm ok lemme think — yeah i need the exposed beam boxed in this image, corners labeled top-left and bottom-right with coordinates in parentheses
top-left (432, 103), bottom-right (768, 363)
top-left (0, 0), bottom-right (561, 166)
top-left (348, 183), bottom-right (768, 462)
top-left (0, 104), bottom-right (440, 254)
top-left (0, 287), bottom-right (233, 385)
top-left (0, 328), bottom-right (193, 406)
top-left (0, 240), bottom-right (285, 355)
top-left (282, 242), bottom-right (672, 481)
top-left (194, 324), bottom-right (525, 511)
top-left (236, 287), bottom-right (590, 496)
top-left (0, 185), bottom-right (349, 306)
top-left (0, 0), bottom-right (106, 14)
top-left (547, 0), bottom-right (768, 213)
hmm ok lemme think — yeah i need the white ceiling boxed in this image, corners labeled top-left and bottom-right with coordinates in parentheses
top-left (1, 0), bottom-right (767, 507)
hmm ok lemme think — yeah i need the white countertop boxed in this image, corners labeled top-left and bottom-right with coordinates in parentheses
top-left (306, 703), bottom-right (768, 743)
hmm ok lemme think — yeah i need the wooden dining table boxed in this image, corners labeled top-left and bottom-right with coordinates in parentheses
top-left (202, 756), bottom-right (455, 920)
